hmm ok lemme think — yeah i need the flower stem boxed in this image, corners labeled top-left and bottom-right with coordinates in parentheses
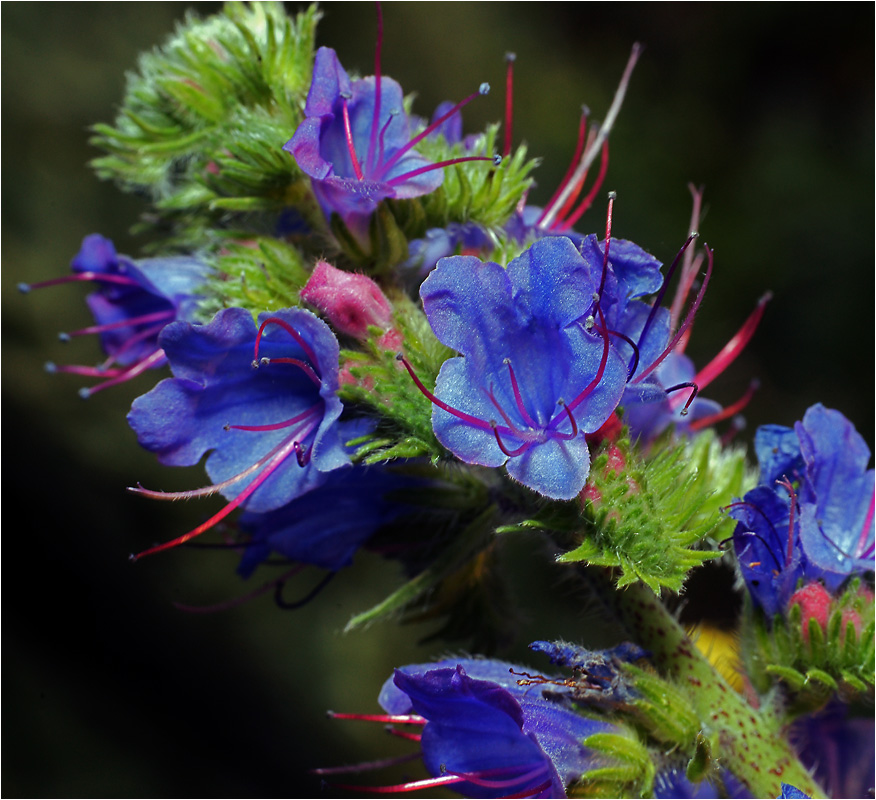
top-left (614, 581), bottom-right (824, 799)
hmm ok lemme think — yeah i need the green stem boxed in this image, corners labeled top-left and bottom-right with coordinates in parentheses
top-left (615, 581), bottom-right (824, 799)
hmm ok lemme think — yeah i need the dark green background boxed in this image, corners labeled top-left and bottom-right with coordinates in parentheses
top-left (3, 3), bottom-right (873, 797)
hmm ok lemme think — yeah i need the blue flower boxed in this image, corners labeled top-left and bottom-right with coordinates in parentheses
top-left (19, 233), bottom-right (209, 396)
top-left (416, 236), bottom-right (628, 500)
top-left (284, 47), bottom-right (491, 240)
top-left (235, 465), bottom-right (416, 577)
top-left (377, 659), bottom-right (615, 798)
top-left (127, 307), bottom-right (356, 559)
top-left (729, 404), bottom-right (874, 615)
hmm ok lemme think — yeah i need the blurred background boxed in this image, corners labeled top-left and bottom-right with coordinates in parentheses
top-left (3, 2), bottom-right (873, 796)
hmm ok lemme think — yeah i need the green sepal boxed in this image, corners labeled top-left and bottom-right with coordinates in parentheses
top-left (685, 732), bottom-right (713, 784)
top-left (577, 730), bottom-right (655, 798)
top-left (556, 431), bottom-right (750, 594)
top-left (622, 664), bottom-right (700, 747)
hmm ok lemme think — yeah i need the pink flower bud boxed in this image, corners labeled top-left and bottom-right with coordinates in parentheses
top-left (788, 582), bottom-right (832, 643)
top-left (300, 260), bottom-right (393, 339)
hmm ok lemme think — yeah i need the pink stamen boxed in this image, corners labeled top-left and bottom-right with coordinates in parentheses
top-left (365, 1), bottom-right (384, 175)
top-left (255, 356), bottom-right (322, 388)
top-left (329, 774), bottom-right (465, 794)
top-left (634, 245), bottom-right (713, 384)
top-left (385, 728), bottom-right (421, 743)
top-left (537, 43), bottom-right (642, 230)
top-left (95, 322), bottom-right (170, 368)
top-left (341, 96), bottom-right (366, 181)
top-left (327, 712), bottom-right (426, 725)
top-left (385, 154), bottom-right (497, 187)
top-left (692, 292), bottom-right (771, 393)
top-left (857, 488), bottom-right (875, 559)
top-left (47, 363), bottom-right (123, 378)
top-left (504, 359), bottom-right (539, 428)
top-left (130, 433), bottom-right (306, 561)
top-left (551, 126), bottom-right (598, 226)
top-left (670, 184), bottom-right (705, 329)
top-left (377, 84), bottom-right (490, 179)
top-left (226, 401), bottom-right (323, 433)
top-left (311, 751), bottom-right (424, 777)
top-left (19, 272), bottom-right (141, 291)
top-left (559, 139), bottom-right (610, 230)
top-left (61, 309), bottom-right (175, 339)
top-left (776, 476), bottom-right (799, 568)
top-left (689, 379), bottom-right (759, 431)
top-left (79, 348), bottom-right (167, 397)
top-left (485, 387), bottom-right (527, 438)
top-left (255, 316), bottom-right (319, 369)
top-left (551, 400), bottom-right (579, 441)
top-left (396, 353), bottom-right (493, 432)
top-left (491, 422), bottom-right (531, 458)
top-left (536, 106), bottom-right (589, 227)
top-left (503, 52), bottom-right (516, 157)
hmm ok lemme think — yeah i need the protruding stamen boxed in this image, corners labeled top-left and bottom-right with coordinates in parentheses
top-left (664, 381), bottom-right (699, 416)
top-left (634, 245), bottom-right (713, 384)
top-left (670, 184), bottom-right (706, 329)
top-left (775, 476), bottom-right (799, 568)
top-left (58, 309), bottom-right (175, 339)
top-left (255, 317), bottom-right (319, 370)
top-left (692, 292), bottom-right (772, 392)
top-left (490, 421), bottom-right (531, 458)
top-left (274, 568), bottom-right (334, 609)
top-left (225, 402), bottom-right (322, 433)
top-left (18, 272), bottom-right (140, 292)
top-left (377, 84), bottom-right (490, 179)
top-left (536, 105), bottom-right (589, 227)
top-left (503, 358), bottom-right (538, 428)
top-left (311, 751), bottom-right (423, 778)
top-left (537, 43), bottom-right (642, 229)
top-left (561, 139), bottom-right (610, 230)
top-left (385, 155), bottom-right (497, 187)
top-left (731, 528), bottom-right (783, 571)
top-left (551, 400), bottom-right (578, 441)
top-left (327, 711), bottom-right (426, 725)
top-left (173, 565), bottom-right (304, 614)
top-left (77, 348), bottom-right (167, 397)
top-left (328, 774), bottom-right (465, 794)
top-left (341, 95), bottom-right (366, 181)
top-left (396, 353), bottom-right (492, 432)
top-left (689, 379), bottom-right (759, 431)
top-left (503, 52), bottom-right (516, 157)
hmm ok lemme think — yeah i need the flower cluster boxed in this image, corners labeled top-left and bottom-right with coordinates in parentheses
top-left (28, 4), bottom-right (873, 799)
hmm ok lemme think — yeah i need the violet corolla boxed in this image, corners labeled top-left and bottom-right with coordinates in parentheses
top-left (284, 13), bottom-right (495, 241)
top-left (408, 234), bottom-right (628, 500)
top-left (18, 233), bottom-right (209, 396)
top-left (728, 404), bottom-right (875, 617)
top-left (322, 657), bottom-right (616, 798)
top-left (127, 306), bottom-right (356, 560)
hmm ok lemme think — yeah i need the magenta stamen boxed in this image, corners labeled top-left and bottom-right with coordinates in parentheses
top-left (603, 326), bottom-right (640, 379)
top-left (664, 381), bottom-right (699, 416)
top-left (377, 111), bottom-right (396, 168)
top-left (80, 348), bottom-right (167, 397)
top-left (503, 359), bottom-right (539, 428)
top-left (329, 774), bottom-right (464, 794)
top-left (385, 728), bottom-right (421, 743)
top-left (693, 292), bottom-right (772, 392)
top-left (776, 477), bottom-right (799, 568)
top-left (226, 401), bottom-right (322, 433)
top-left (503, 52), bottom-right (516, 158)
top-left (551, 400), bottom-right (578, 441)
top-left (365, 0), bottom-right (384, 174)
top-left (396, 353), bottom-right (493, 432)
top-left (689, 379), bottom-right (759, 431)
top-left (455, 764), bottom-right (548, 790)
top-left (560, 139), bottom-right (610, 230)
top-left (47, 363), bottom-right (123, 378)
top-left (552, 126), bottom-right (598, 227)
top-left (857, 488), bottom-right (875, 559)
top-left (19, 272), bottom-right (141, 291)
top-left (377, 84), bottom-right (489, 179)
top-left (255, 356), bottom-right (322, 387)
top-left (538, 43), bottom-right (642, 229)
top-left (385, 155), bottom-right (496, 187)
top-left (670, 184), bottom-right (705, 329)
top-left (634, 245), bottom-right (713, 384)
top-left (173, 565), bottom-right (305, 614)
top-left (94, 321), bottom-right (170, 368)
top-left (61, 308), bottom-right (175, 339)
top-left (506, 778), bottom-right (553, 798)
top-left (327, 712), bottom-right (426, 725)
top-left (537, 106), bottom-right (589, 227)
top-left (491, 422), bottom-right (531, 458)
top-left (311, 751), bottom-right (424, 777)
top-left (255, 316), bottom-right (319, 369)
top-left (130, 433), bottom-right (306, 561)
top-left (635, 232), bottom-right (699, 361)
top-left (485, 387), bottom-right (526, 437)
top-left (734, 529), bottom-right (783, 571)
top-left (341, 96), bottom-right (366, 181)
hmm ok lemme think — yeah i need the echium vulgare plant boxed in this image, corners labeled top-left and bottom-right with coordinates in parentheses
top-left (18, 3), bottom-right (873, 798)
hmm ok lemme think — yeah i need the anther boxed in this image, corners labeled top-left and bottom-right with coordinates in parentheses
top-left (58, 332), bottom-right (71, 342)
top-left (478, 82), bottom-right (490, 95)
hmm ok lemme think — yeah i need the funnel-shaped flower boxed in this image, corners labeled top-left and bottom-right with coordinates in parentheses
top-left (285, 47), bottom-right (491, 240)
top-left (128, 307), bottom-right (355, 560)
top-left (417, 236), bottom-right (627, 500)
top-left (19, 234), bottom-right (210, 396)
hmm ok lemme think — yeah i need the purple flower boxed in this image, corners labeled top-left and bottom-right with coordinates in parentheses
top-left (235, 465), bottom-right (416, 577)
top-left (729, 404), bottom-right (874, 615)
top-left (413, 236), bottom-right (628, 500)
top-left (374, 659), bottom-right (615, 798)
top-left (19, 234), bottom-right (209, 396)
top-left (127, 306), bottom-right (356, 559)
top-left (284, 47), bottom-right (491, 240)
